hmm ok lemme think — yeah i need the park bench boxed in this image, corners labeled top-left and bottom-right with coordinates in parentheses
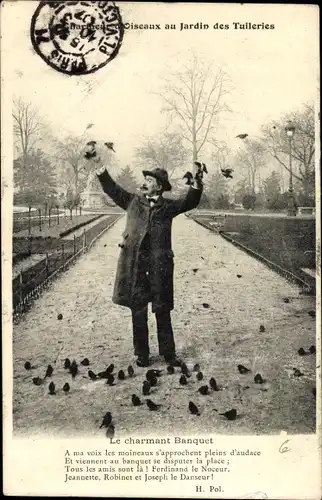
top-left (298, 206), bottom-right (315, 215)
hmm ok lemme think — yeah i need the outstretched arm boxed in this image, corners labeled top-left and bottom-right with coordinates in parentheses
top-left (95, 166), bottom-right (134, 211)
top-left (171, 182), bottom-right (203, 217)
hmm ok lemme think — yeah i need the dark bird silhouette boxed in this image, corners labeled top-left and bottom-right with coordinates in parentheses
top-left (100, 412), bottom-right (112, 428)
top-left (64, 358), bottom-right (71, 369)
top-left (219, 408), bottom-right (237, 420)
top-left (142, 381), bottom-right (151, 396)
top-left (236, 133), bottom-right (248, 139)
top-left (209, 377), bottom-right (219, 391)
top-left (24, 361), bottom-right (32, 370)
top-left (86, 123), bottom-right (94, 130)
top-left (128, 365), bottom-right (135, 377)
top-left (32, 377), bottom-right (42, 386)
top-left (147, 369), bottom-right (163, 378)
top-left (179, 375), bottom-right (187, 385)
top-left (48, 382), bottom-right (56, 395)
top-left (298, 347), bottom-right (306, 356)
top-left (283, 297), bottom-right (290, 303)
top-left (106, 374), bottom-right (115, 386)
top-left (309, 345), bottom-right (316, 354)
top-left (87, 140), bottom-right (97, 146)
top-left (312, 387), bottom-right (316, 398)
top-left (45, 365), bottom-right (53, 377)
top-left (183, 171), bottom-right (194, 185)
top-left (88, 370), bottom-right (97, 381)
top-left (106, 364), bottom-right (114, 374)
top-left (63, 382), bottom-right (70, 393)
top-left (118, 370), bottom-right (125, 380)
top-left (293, 368), bottom-right (304, 377)
top-left (181, 363), bottom-right (191, 377)
top-left (57, 313), bottom-right (63, 320)
top-left (193, 363), bottom-right (200, 372)
top-left (69, 360), bottom-right (78, 378)
top-left (106, 425), bottom-right (115, 438)
top-left (254, 374), bottom-right (264, 384)
top-left (221, 168), bottom-right (233, 179)
top-left (167, 365), bottom-right (175, 374)
top-left (105, 142), bottom-right (115, 152)
top-left (81, 358), bottom-right (90, 366)
top-left (131, 394), bottom-right (142, 406)
top-left (189, 401), bottom-right (200, 416)
top-left (84, 150), bottom-right (96, 159)
top-left (238, 364), bottom-right (251, 374)
top-left (98, 370), bottom-right (108, 379)
top-left (197, 371), bottom-right (204, 381)
top-left (308, 310), bottom-right (316, 318)
top-left (259, 325), bottom-right (266, 332)
top-left (192, 268), bottom-right (199, 273)
top-left (146, 399), bottom-right (161, 411)
top-left (237, 274), bottom-right (242, 278)
top-left (198, 385), bottom-right (209, 395)
top-left (202, 303), bottom-right (210, 308)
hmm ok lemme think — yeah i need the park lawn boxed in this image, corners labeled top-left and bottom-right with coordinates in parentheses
top-left (13, 214), bottom-right (103, 239)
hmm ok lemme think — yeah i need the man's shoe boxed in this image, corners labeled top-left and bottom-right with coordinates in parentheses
top-left (165, 356), bottom-right (182, 367)
top-left (136, 356), bottom-right (150, 367)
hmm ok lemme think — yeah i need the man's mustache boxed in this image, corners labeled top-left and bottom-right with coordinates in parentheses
top-left (140, 185), bottom-right (148, 191)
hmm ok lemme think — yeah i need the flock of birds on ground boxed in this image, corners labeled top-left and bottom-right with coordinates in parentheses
top-left (23, 305), bottom-right (316, 437)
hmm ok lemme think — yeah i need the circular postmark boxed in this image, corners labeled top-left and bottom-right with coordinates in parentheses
top-left (30, 1), bottom-right (124, 75)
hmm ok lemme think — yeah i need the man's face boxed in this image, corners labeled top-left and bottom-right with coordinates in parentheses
top-left (141, 175), bottom-right (162, 196)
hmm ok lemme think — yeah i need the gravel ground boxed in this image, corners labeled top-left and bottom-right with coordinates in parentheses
top-left (12, 215), bottom-right (316, 438)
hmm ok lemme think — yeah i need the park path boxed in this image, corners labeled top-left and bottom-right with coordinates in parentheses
top-left (12, 215), bottom-right (316, 437)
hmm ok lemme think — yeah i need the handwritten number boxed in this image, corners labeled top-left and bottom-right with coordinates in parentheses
top-left (279, 439), bottom-right (291, 453)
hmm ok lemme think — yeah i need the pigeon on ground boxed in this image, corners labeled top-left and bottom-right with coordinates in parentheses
top-left (221, 168), bottom-right (233, 179)
top-left (106, 364), bottom-right (114, 374)
top-left (142, 381), bottom-right (151, 396)
top-left (309, 345), bottom-right (316, 354)
top-left (32, 377), bottom-right (42, 386)
top-left (118, 370), bottom-right (125, 380)
top-left (259, 325), bottom-right (266, 332)
top-left (105, 142), bottom-right (115, 152)
top-left (293, 368), bottom-right (304, 377)
top-left (192, 268), bottom-right (199, 273)
top-left (189, 401), bottom-right (200, 416)
top-left (106, 425), bottom-right (115, 438)
top-left (131, 394), bottom-right (142, 406)
top-left (198, 385), bottom-right (209, 395)
top-left (100, 412), bottom-right (112, 428)
top-left (254, 374), bottom-right (264, 384)
top-left (167, 365), bottom-right (175, 374)
top-left (63, 383), bottom-right (70, 393)
top-left (48, 382), bottom-right (56, 395)
top-left (98, 370), bottom-right (108, 379)
top-left (57, 313), bottom-right (63, 320)
top-left (238, 364), bottom-right (251, 374)
top-left (181, 363), bottom-right (191, 377)
top-left (197, 371), bottom-right (204, 381)
top-left (298, 348), bottom-right (307, 356)
top-left (179, 375), bottom-right (187, 385)
top-left (202, 303), bottom-right (210, 308)
top-left (106, 374), bottom-right (115, 386)
top-left (146, 399), bottom-right (161, 411)
top-left (220, 409), bottom-right (237, 420)
top-left (308, 310), bottom-right (316, 318)
top-left (193, 363), bottom-right (200, 372)
top-left (237, 274), bottom-right (242, 278)
top-left (64, 358), bottom-right (71, 369)
top-left (209, 377), bottom-right (219, 391)
top-left (128, 365), bottom-right (135, 377)
top-left (88, 370), bottom-right (97, 381)
top-left (283, 298), bottom-right (290, 303)
top-left (45, 365), bottom-right (53, 377)
top-left (69, 360), bottom-right (78, 378)
top-left (236, 133), bottom-right (248, 139)
top-left (147, 369), bottom-right (163, 378)
top-left (81, 358), bottom-right (90, 366)
top-left (24, 361), bottom-right (32, 370)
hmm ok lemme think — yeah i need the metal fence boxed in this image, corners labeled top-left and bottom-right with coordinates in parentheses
top-left (12, 214), bottom-right (123, 322)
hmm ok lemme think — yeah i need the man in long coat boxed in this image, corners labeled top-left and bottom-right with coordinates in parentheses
top-left (95, 163), bottom-right (203, 367)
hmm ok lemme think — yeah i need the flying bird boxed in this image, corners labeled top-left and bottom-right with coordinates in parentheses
top-left (181, 363), bottom-right (190, 377)
top-left (45, 365), bottom-right (53, 378)
top-left (237, 274), bottom-right (242, 278)
top-left (221, 168), bottom-right (234, 179)
top-left (48, 382), bottom-right (56, 395)
top-left (236, 133), bottom-right (248, 139)
top-left (127, 365), bottom-right (135, 377)
top-left (131, 394), bottom-right (142, 406)
top-left (238, 364), bottom-right (251, 374)
top-left (198, 385), bottom-right (209, 395)
top-left (189, 401), bottom-right (200, 416)
top-left (63, 382), bottom-right (70, 393)
top-left (192, 268), bottom-right (199, 273)
top-left (64, 358), bottom-right (71, 369)
top-left (219, 408), bottom-right (237, 420)
top-left (81, 358), bottom-right (90, 366)
top-left (105, 142), bottom-right (115, 152)
top-left (86, 123), bottom-right (94, 129)
top-left (146, 399), bottom-right (161, 411)
top-left (100, 411), bottom-right (112, 428)
top-left (88, 370), bottom-right (97, 381)
top-left (24, 361), bottom-right (32, 370)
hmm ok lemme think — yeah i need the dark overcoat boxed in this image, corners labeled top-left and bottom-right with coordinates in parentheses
top-left (97, 170), bottom-right (203, 313)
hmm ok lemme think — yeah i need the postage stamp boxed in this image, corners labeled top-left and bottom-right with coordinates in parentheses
top-left (30, 1), bottom-right (124, 75)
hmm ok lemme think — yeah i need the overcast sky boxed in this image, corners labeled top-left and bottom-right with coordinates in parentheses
top-left (3, 2), bottom-right (319, 170)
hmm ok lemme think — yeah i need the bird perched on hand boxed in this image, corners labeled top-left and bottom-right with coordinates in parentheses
top-left (221, 168), bottom-right (233, 179)
top-left (48, 382), bottom-right (56, 395)
top-left (88, 370), bottom-right (97, 381)
top-left (24, 361), bottom-right (32, 370)
top-left (142, 380), bottom-right (151, 396)
top-left (236, 133), bottom-right (248, 139)
top-left (131, 394), bottom-right (142, 406)
top-left (198, 385), bottom-right (209, 395)
top-left (100, 412), bottom-right (112, 428)
top-left (118, 370), bottom-right (125, 380)
top-left (194, 161), bottom-right (208, 183)
top-left (183, 171), bottom-right (194, 185)
top-left (81, 358), bottom-right (90, 366)
top-left (69, 360), bottom-right (78, 378)
top-left (106, 425), bottom-right (115, 438)
top-left (179, 375), bottom-right (187, 385)
top-left (146, 399), bottom-right (161, 411)
top-left (197, 371), bottom-right (204, 381)
top-left (209, 377), bottom-right (219, 391)
top-left (128, 365), bottom-right (135, 377)
top-left (63, 382), bottom-right (70, 394)
top-left (189, 401), bottom-right (200, 416)
top-left (64, 358), bottom-right (71, 369)
top-left (84, 141), bottom-right (97, 159)
top-left (238, 364), bottom-right (251, 374)
top-left (45, 364), bottom-right (53, 378)
top-left (219, 408), bottom-right (237, 420)
top-left (105, 142), bottom-right (115, 152)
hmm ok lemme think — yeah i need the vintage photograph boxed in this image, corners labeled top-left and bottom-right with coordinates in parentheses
top-left (3, 1), bottom-right (319, 445)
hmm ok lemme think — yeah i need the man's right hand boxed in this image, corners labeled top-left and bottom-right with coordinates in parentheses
top-left (95, 165), bottom-right (106, 176)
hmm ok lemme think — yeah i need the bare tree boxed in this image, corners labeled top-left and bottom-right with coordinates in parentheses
top-left (211, 142), bottom-right (231, 171)
top-left (261, 103), bottom-right (315, 199)
top-left (54, 136), bottom-right (87, 195)
top-left (235, 138), bottom-right (266, 192)
top-left (158, 54), bottom-right (231, 162)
